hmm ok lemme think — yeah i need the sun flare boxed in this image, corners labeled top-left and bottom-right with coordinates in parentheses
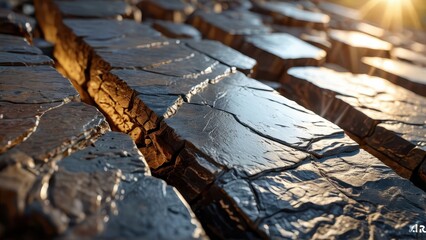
top-left (360, 0), bottom-right (422, 31)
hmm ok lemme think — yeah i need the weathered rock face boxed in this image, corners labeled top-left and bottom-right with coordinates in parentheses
top-left (32, 1), bottom-right (426, 239)
top-left (0, 20), bottom-right (205, 239)
top-left (240, 33), bottom-right (326, 80)
top-left (282, 66), bottom-right (426, 182)
top-left (362, 57), bottom-right (426, 96)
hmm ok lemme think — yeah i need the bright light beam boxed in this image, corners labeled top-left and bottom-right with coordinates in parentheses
top-left (360, 0), bottom-right (422, 31)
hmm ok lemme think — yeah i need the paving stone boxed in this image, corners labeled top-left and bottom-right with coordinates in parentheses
top-left (240, 33), bottom-right (326, 80)
top-left (363, 57), bottom-right (426, 96)
top-left (153, 20), bottom-right (202, 39)
top-left (183, 39), bottom-right (256, 75)
top-left (252, 1), bottom-right (330, 30)
top-left (138, 0), bottom-right (194, 23)
top-left (282, 66), bottom-right (426, 179)
top-left (328, 29), bottom-right (393, 73)
top-left (189, 10), bottom-right (271, 48)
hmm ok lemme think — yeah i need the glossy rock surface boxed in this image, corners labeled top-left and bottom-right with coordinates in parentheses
top-left (0, 23), bottom-right (205, 238)
top-left (283, 67), bottom-right (426, 179)
top-left (32, 1), bottom-right (426, 239)
top-left (240, 33), bottom-right (326, 80)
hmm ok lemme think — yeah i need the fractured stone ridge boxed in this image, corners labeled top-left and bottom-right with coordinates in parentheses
top-left (183, 39), bottom-right (257, 75)
top-left (0, 26), bottom-right (204, 239)
top-left (282, 67), bottom-right (426, 182)
top-left (327, 29), bottom-right (392, 73)
top-left (152, 20), bottom-right (202, 40)
top-left (252, 1), bottom-right (330, 30)
top-left (189, 10), bottom-right (271, 49)
top-left (240, 33), bottom-right (326, 81)
top-left (34, 1), bottom-right (426, 239)
top-left (362, 57), bottom-right (426, 97)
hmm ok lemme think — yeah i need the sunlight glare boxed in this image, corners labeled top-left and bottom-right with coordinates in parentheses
top-left (360, 0), bottom-right (421, 31)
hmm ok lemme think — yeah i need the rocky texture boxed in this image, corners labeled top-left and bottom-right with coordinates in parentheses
top-left (138, 0), bottom-right (194, 23)
top-left (0, 32), bottom-right (53, 67)
top-left (33, 1), bottom-right (426, 239)
top-left (252, 1), bottom-right (330, 30)
top-left (240, 33), bottom-right (326, 80)
top-left (363, 57), bottom-right (426, 96)
top-left (189, 10), bottom-right (271, 48)
top-left (0, 21), bottom-right (204, 239)
top-left (328, 29), bottom-right (392, 73)
top-left (282, 67), bottom-right (426, 182)
top-left (153, 20), bottom-right (202, 39)
top-left (183, 39), bottom-right (257, 75)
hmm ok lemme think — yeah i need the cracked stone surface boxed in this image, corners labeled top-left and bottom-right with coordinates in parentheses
top-left (183, 39), bottom-right (257, 75)
top-left (207, 150), bottom-right (426, 239)
top-left (252, 1), bottom-right (330, 30)
top-left (0, 20), bottom-right (204, 239)
top-left (240, 33), bottom-right (326, 80)
top-left (283, 66), bottom-right (426, 180)
top-left (33, 1), bottom-right (426, 239)
top-left (153, 20), bottom-right (202, 40)
top-left (362, 57), bottom-right (426, 97)
top-left (328, 30), bottom-right (392, 73)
